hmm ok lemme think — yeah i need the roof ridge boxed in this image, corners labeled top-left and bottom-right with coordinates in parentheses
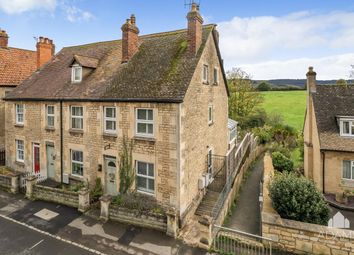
top-left (63, 24), bottom-right (216, 49)
top-left (0, 47), bottom-right (36, 53)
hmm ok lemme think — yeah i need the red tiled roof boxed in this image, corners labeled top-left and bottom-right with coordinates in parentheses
top-left (0, 47), bottom-right (37, 86)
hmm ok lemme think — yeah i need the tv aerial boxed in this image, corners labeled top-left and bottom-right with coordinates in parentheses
top-left (184, 0), bottom-right (201, 9)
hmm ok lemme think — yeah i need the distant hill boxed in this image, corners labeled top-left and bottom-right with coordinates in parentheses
top-left (253, 79), bottom-right (342, 89)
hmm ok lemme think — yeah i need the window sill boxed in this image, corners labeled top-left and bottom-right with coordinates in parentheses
top-left (15, 161), bottom-right (25, 167)
top-left (45, 126), bottom-right (55, 131)
top-left (133, 136), bottom-right (156, 143)
top-left (202, 81), bottom-right (210, 85)
top-left (103, 132), bottom-right (118, 138)
top-left (69, 129), bottom-right (84, 134)
top-left (14, 124), bottom-right (24, 128)
top-left (137, 189), bottom-right (155, 197)
top-left (213, 82), bottom-right (219, 86)
top-left (69, 174), bottom-right (84, 182)
top-left (208, 122), bottom-right (214, 126)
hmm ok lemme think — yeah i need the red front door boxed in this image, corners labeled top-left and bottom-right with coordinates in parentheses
top-left (33, 144), bottom-right (40, 173)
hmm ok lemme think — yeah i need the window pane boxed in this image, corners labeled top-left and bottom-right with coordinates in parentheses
top-left (72, 107), bottom-right (83, 116)
top-left (74, 67), bottom-right (82, 81)
top-left (148, 164), bottom-right (154, 177)
top-left (343, 121), bottom-right (350, 134)
top-left (72, 162), bottom-right (83, 176)
top-left (72, 151), bottom-right (83, 162)
top-left (137, 176), bottom-right (147, 190)
top-left (147, 110), bottom-right (153, 121)
top-left (137, 109), bottom-right (147, 120)
top-left (147, 124), bottom-right (153, 134)
top-left (352, 124), bottom-right (354, 135)
top-left (343, 161), bottom-right (351, 179)
top-left (137, 123), bottom-right (147, 133)
top-left (106, 120), bottom-right (116, 131)
top-left (48, 116), bottom-right (54, 127)
top-left (148, 179), bottom-right (155, 192)
top-left (137, 162), bottom-right (147, 175)
top-left (47, 106), bottom-right (54, 115)
top-left (105, 107), bottom-right (115, 118)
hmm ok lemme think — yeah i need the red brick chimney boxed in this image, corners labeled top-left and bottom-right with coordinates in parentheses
top-left (36, 37), bottom-right (55, 69)
top-left (187, 3), bottom-right (204, 56)
top-left (0, 30), bottom-right (9, 48)
top-left (121, 14), bottom-right (140, 63)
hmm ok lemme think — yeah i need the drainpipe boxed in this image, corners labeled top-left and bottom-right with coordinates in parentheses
top-left (60, 100), bottom-right (63, 183)
top-left (322, 151), bottom-right (325, 194)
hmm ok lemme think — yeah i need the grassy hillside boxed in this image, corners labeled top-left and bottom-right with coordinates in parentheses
top-left (259, 91), bottom-right (307, 131)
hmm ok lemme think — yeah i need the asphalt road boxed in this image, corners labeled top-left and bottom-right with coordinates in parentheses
top-left (0, 217), bottom-right (92, 255)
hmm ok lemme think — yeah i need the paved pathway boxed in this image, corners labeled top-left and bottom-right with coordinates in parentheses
top-left (225, 156), bottom-right (263, 235)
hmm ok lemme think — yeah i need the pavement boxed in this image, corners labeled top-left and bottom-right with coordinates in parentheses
top-left (225, 156), bottom-right (263, 235)
top-left (0, 190), bottom-right (207, 255)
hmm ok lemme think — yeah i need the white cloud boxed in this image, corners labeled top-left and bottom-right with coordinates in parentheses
top-left (62, 5), bottom-right (94, 23)
top-left (218, 11), bottom-right (354, 79)
top-left (240, 54), bottom-right (354, 80)
top-left (0, 0), bottom-right (56, 14)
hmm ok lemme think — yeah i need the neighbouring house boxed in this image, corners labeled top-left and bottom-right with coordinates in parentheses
top-left (4, 4), bottom-right (234, 224)
top-left (304, 67), bottom-right (354, 200)
top-left (0, 30), bottom-right (54, 149)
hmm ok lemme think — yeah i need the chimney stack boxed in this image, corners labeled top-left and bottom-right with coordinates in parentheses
top-left (0, 30), bottom-right (9, 48)
top-left (187, 3), bottom-right (204, 56)
top-left (121, 14), bottom-right (140, 63)
top-left (36, 37), bottom-right (55, 69)
top-left (306, 66), bottom-right (317, 93)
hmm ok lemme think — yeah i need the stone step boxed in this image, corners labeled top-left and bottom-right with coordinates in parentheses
top-left (195, 190), bottom-right (221, 216)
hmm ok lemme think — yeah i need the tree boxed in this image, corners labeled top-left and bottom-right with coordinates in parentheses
top-left (256, 81), bottom-right (272, 91)
top-left (227, 68), bottom-right (263, 120)
top-left (336, 79), bottom-right (348, 87)
top-left (119, 136), bottom-right (134, 194)
top-left (269, 172), bottom-right (330, 225)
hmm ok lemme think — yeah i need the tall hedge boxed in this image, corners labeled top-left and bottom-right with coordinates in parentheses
top-left (269, 172), bottom-right (330, 225)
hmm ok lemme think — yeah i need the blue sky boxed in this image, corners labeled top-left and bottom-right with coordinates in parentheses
top-left (1, 0), bottom-right (354, 79)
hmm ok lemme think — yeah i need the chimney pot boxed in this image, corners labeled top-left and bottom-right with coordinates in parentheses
top-left (0, 30), bottom-right (9, 48)
top-left (121, 14), bottom-right (140, 63)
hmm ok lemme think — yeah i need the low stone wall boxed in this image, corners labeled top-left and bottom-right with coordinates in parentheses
top-left (109, 204), bottom-right (167, 232)
top-left (262, 154), bottom-right (354, 255)
top-left (0, 174), bottom-right (11, 191)
top-left (0, 169), bottom-right (20, 194)
top-left (33, 185), bottom-right (79, 208)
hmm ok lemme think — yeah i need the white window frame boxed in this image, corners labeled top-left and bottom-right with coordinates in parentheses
top-left (202, 64), bottom-right (209, 84)
top-left (46, 105), bottom-right (55, 128)
top-left (16, 139), bottom-right (24, 162)
top-left (213, 67), bottom-right (219, 85)
top-left (71, 64), bottom-right (82, 83)
top-left (15, 104), bottom-right (24, 125)
top-left (104, 107), bottom-right (117, 134)
top-left (136, 161), bottom-right (155, 195)
top-left (208, 105), bottom-right (214, 125)
top-left (342, 160), bottom-right (354, 180)
top-left (70, 106), bottom-right (84, 130)
top-left (71, 150), bottom-right (84, 177)
top-left (135, 108), bottom-right (154, 138)
top-left (340, 119), bottom-right (354, 137)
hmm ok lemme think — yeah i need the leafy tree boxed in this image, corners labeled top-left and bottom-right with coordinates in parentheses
top-left (272, 151), bottom-right (294, 172)
top-left (227, 68), bottom-right (263, 121)
top-left (269, 172), bottom-right (330, 225)
top-left (257, 81), bottom-right (272, 91)
top-left (119, 136), bottom-right (134, 194)
top-left (336, 79), bottom-right (348, 87)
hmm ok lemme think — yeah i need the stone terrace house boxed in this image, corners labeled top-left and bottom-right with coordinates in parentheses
top-left (304, 67), bottom-right (354, 200)
top-left (5, 5), bottom-right (233, 223)
top-left (0, 30), bottom-right (54, 149)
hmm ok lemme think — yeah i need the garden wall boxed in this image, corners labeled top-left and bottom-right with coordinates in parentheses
top-left (109, 205), bottom-right (167, 232)
top-left (262, 154), bottom-right (354, 255)
top-left (33, 185), bottom-right (79, 208)
top-left (0, 174), bottom-right (11, 191)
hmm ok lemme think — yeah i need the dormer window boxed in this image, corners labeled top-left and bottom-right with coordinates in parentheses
top-left (340, 119), bottom-right (354, 137)
top-left (71, 64), bottom-right (82, 83)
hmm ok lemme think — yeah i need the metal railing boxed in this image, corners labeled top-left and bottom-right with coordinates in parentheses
top-left (210, 133), bottom-right (254, 219)
top-left (212, 225), bottom-right (273, 255)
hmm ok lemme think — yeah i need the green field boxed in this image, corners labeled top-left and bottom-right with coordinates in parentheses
top-left (260, 91), bottom-right (307, 131)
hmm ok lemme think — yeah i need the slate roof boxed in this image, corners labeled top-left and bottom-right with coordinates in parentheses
top-left (6, 24), bottom-right (224, 102)
top-left (0, 47), bottom-right (37, 86)
top-left (312, 85), bottom-right (354, 152)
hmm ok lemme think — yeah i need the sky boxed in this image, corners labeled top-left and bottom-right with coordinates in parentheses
top-left (1, 0), bottom-right (354, 80)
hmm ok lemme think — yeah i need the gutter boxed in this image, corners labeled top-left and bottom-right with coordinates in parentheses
top-left (60, 100), bottom-right (64, 183)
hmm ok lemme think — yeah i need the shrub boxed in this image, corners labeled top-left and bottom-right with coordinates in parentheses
top-left (272, 151), bottom-right (294, 172)
top-left (112, 192), bottom-right (165, 215)
top-left (269, 172), bottom-right (330, 225)
top-left (90, 178), bottom-right (103, 203)
top-left (253, 125), bottom-right (272, 144)
top-left (240, 109), bottom-right (268, 130)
